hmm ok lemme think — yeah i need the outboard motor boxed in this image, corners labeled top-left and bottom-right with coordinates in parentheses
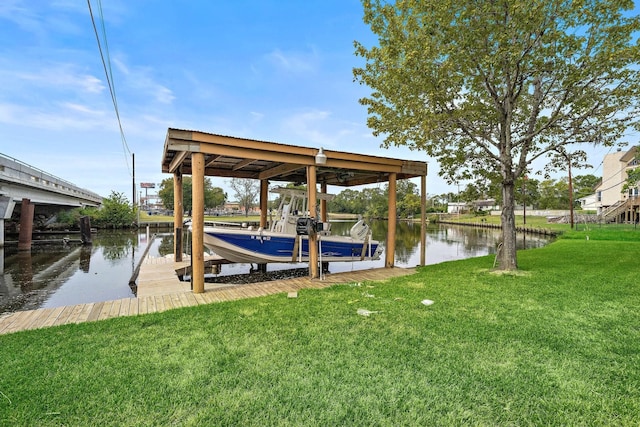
top-left (349, 219), bottom-right (370, 240)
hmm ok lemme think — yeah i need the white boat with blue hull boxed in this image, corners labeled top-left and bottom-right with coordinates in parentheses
top-left (199, 188), bottom-right (383, 264)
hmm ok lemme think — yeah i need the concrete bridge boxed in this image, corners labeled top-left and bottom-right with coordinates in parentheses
top-left (0, 153), bottom-right (102, 247)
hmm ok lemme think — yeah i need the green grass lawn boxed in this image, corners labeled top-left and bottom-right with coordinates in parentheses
top-left (1, 229), bottom-right (639, 425)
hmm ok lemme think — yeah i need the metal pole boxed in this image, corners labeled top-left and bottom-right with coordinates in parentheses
top-left (523, 176), bottom-right (527, 225)
top-left (568, 155), bottom-right (574, 229)
top-left (132, 153), bottom-right (136, 207)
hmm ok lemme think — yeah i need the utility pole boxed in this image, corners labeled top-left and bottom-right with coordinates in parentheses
top-left (559, 151), bottom-right (574, 229)
top-left (568, 155), bottom-right (574, 229)
top-left (523, 175), bottom-right (527, 225)
top-left (132, 152), bottom-right (136, 207)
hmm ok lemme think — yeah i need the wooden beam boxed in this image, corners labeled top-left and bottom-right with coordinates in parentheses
top-left (171, 129), bottom-right (409, 166)
top-left (233, 158), bottom-right (257, 171)
top-left (199, 143), bottom-right (313, 165)
top-left (259, 163), bottom-right (303, 180)
top-left (169, 151), bottom-right (190, 173)
top-left (201, 168), bottom-right (258, 179)
top-left (401, 161), bottom-right (429, 176)
top-left (322, 158), bottom-right (402, 174)
top-left (205, 154), bottom-right (220, 168)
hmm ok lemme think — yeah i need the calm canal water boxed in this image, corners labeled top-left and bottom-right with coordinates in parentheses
top-left (0, 222), bottom-right (551, 315)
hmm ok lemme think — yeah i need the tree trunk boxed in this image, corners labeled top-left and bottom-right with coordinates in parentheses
top-left (499, 181), bottom-right (518, 270)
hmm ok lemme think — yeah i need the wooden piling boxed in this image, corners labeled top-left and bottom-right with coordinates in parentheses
top-left (79, 216), bottom-right (92, 245)
top-left (17, 198), bottom-right (34, 251)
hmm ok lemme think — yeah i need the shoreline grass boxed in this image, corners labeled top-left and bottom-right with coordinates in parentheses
top-left (1, 229), bottom-right (639, 425)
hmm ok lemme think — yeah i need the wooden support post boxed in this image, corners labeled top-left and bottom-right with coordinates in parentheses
top-left (79, 216), bottom-right (92, 245)
top-left (260, 179), bottom-right (268, 228)
top-left (18, 198), bottom-right (34, 251)
top-left (307, 165), bottom-right (318, 279)
top-left (291, 235), bottom-right (300, 262)
top-left (191, 153), bottom-right (205, 293)
top-left (320, 182), bottom-right (328, 222)
top-left (420, 175), bottom-right (426, 266)
top-left (320, 181), bottom-right (329, 271)
top-left (386, 173), bottom-right (397, 268)
top-left (174, 170), bottom-right (183, 262)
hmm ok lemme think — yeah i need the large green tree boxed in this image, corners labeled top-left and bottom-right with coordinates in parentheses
top-left (538, 179), bottom-right (570, 209)
top-left (157, 177), bottom-right (226, 213)
top-left (354, 0), bottom-right (640, 270)
top-left (229, 178), bottom-right (260, 216)
top-left (327, 188), bottom-right (365, 214)
top-left (98, 191), bottom-right (136, 228)
top-left (573, 174), bottom-right (600, 201)
top-left (393, 179), bottom-right (421, 218)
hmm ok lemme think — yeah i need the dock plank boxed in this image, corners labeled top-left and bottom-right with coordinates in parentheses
top-left (52, 305), bottom-right (74, 326)
top-left (75, 303), bottom-right (95, 324)
top-left (128, 298), bottom-right (139, 316)
top-left (4, 310), bottom-right (39, 334)
top-left (64, 304), bottom-right (86, 325)
top-left (119, 299), bottom-right (131, 317)
top-left (178, 292), bottom-right (193, 308)
top-left (0, 312), bottom-right (19, 334)
top-left (87, 302), bottom-right (104, 322)
top-left (40, 306), bottom-right (67, 328)
top-left (154, 295), bottom-right (165, 313)
top-left (108, 300), bottom-right (122, 319)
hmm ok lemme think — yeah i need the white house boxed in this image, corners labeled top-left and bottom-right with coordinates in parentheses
top-left (577, 193), bottom-right (598, 211)
top-left (447, 202), bottom-right (467, 214)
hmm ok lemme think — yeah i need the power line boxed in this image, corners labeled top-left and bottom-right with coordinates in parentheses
top-left (87, 0), bottom-right (132, 176)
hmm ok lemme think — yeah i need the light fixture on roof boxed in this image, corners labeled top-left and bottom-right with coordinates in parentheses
top-left (315, 147), bottom-right (327, 165)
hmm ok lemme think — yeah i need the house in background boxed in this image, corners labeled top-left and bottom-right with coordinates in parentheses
top-left (447, 202), bottom-right (467, 214)
top-left (593, 146), bottom-right (639, 223)
top-left (473, 199), bottom-right (499, 212)
top-left (447, 199), bottom-right (499, 214)
top-left (577, 192), bottom-right (599, 211)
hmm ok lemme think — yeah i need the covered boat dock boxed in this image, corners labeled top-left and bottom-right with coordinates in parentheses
top-left (161, 128), bottom-right (428, 293)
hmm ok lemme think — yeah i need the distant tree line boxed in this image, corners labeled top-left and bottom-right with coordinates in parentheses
top-left (441, 174), bottom-right (600, 211)
top-left (327, 180), bottom-right (423, 218)
top-left (326, 174), bottom-right (600, 218)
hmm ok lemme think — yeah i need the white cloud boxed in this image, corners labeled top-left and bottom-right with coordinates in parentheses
top-left (266, 48), bottom-right (318, 73)
top-left (282, 110), bottom-right (338, 147)
top-left (113, 57), bottom-right (175, 104)
top-left (10, 64), bottom-right (105, 95)
top-left (0, 0), bottom-right (43, 34)
top-left (0, 101), bottom-right (111, 131)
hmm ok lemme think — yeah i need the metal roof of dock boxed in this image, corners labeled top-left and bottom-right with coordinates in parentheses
top-left (161, 128), bottom-right (427, 186)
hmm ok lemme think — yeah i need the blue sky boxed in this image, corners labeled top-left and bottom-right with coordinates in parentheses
top-left (0, 1), bottom-right (634, 202)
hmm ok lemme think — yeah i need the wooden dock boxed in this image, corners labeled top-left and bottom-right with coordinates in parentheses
top-left (0, 254), bottom-right (416, 336)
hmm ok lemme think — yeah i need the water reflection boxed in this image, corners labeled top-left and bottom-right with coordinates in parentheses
top-left (0, 223), bottom-right (552, 314)
top-left (0, 231), bottom-right (142, 314)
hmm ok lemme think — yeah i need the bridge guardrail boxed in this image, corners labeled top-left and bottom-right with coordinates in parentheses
top-left (0, 152), bottom-right (103, 204)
